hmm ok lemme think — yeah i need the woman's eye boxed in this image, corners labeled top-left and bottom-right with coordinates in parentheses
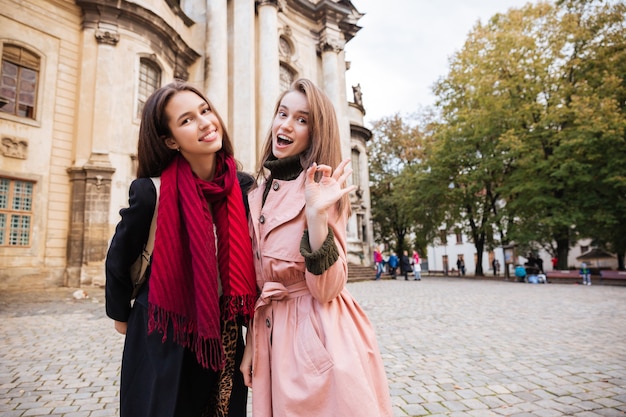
top-left (201, 107), bottom-right (211, 115)
top-left (298, 117), bottom-right (307, 124)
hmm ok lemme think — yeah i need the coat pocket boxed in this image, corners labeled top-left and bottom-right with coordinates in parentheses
top-left (296, 314), bottom-right (333, 375)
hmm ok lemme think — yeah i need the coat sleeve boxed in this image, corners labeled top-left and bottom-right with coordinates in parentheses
top-left (105, 178), bottom-right (157, 322)
top-left (300, 207), bottom-right (349, 304)
top-left (237, 171), bottom-right (255, 217)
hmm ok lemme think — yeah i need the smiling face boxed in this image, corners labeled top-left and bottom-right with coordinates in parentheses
top-left (164, 90), bottom-right (223, 159)
top-left (271, 90), bottom-right (311, 159)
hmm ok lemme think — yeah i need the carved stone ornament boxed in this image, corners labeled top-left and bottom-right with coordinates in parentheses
top-left (319, 38), bottom-right (343, 53)
top-left (2, 136), bottom-right (28, 159)
top-left (95, 28), bottom-right (120, 45)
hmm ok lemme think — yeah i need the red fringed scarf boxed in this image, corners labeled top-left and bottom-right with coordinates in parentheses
top-left (148, 154), bottom-right (257, 370)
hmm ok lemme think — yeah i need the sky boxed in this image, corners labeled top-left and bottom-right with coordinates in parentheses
top-left (345, 0), bottom-right (541, 124)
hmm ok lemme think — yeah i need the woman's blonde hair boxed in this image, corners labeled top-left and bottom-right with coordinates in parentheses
top-left (256, 78), bottom-right (349, 213)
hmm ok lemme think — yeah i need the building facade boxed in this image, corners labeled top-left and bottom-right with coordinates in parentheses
top-left (0, 0), bottom-right (374, 289)
top-left (426, 234), bottom-right (618, 278)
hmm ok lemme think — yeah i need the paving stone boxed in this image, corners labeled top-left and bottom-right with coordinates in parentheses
top-left (1, 278), bottom-right (625, 416)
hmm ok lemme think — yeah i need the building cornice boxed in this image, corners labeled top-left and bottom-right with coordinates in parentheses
top-left (287, 0), bottom-right (362, 42)
top-left (76, 0), bottom-right (200, 79)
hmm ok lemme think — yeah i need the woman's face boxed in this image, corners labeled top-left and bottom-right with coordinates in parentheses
top-left (271, 90), bottom-right (311, 159)
top-left (164, 90), bottom-right (223, 157)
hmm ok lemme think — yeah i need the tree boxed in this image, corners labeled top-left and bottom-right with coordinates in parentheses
top-left (430, 0), bottom-right (626, 271)
top-left (367, 114), bottom-right (425, 255)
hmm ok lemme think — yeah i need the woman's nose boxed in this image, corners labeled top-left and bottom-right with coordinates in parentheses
top-left (199, 114), bottom-right (213, 129)
top-left (280, 117), bottom-right (293, 131)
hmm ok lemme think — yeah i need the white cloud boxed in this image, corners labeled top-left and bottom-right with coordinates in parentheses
top-left (345, 0), bottom-right (541, 123)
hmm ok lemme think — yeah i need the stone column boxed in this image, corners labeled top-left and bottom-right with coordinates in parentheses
top-left (231, 0), bottom-right (256, 171)
top-left (66, 11), bottom-right (118, 287)
top-left (66, 154), bottom-right (115, 287)
top-left (319, 37), bottom-right (350, 159)
top-left (256, 1), bottom-right (280, 161)
top-left (205, 0), bottom-right (229, 120)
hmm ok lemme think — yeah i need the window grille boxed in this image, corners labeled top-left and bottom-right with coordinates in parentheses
top-left (0, 178), bottom-right (34, 246)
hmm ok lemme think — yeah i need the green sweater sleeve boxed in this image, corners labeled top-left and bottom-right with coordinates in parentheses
top-left (300, 227), bottom-right (340, 275)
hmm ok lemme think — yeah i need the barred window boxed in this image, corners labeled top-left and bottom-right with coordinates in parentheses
top-left (351, 149), bottom-right (361, 188)
top-left (137, 58), bottom-right (161, 118)
top-left (0, 44), bottom-right (40, 119)
top-left (0, 178), bottom-right (34, 246)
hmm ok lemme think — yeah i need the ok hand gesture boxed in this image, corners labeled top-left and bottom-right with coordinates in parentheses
top-left (304, 158), bottom-right (357, 216)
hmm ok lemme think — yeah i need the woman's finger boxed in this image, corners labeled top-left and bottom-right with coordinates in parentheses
top-left (332, 158), bottom-right (351, 180)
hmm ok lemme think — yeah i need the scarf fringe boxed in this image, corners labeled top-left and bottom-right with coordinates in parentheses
top-left (148, 303), bottom-right (225, 371)
top-left (221, 294), bottom-right (257, 325)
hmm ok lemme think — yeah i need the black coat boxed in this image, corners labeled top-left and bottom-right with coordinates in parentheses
top-left (400, 255), bottom-right (412, 273)
top-left (105, 172), bottom-right (254, 417)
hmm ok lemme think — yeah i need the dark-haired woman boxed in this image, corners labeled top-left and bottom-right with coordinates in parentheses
top-left (105, 81), bottom-right (256, 417)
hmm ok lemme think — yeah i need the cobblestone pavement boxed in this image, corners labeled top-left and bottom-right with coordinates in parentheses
top-left (1, 278), bottom-right (625, 416)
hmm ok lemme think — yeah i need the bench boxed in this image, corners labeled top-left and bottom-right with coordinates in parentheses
top-left (427, 270), bottom-right (448, 276)
top-left (600, 270), bottom-right (626, 285)
top-left (546, 270), bottom-right (578, 278)
top-left (545, 270), bottom-right (580, 284)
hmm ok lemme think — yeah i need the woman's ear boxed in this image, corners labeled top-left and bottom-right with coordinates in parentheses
top-left (164, 137), bottom-right (179, 150)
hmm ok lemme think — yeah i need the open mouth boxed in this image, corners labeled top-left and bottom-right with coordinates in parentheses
top-left (277, 134), bottom-right (293, 146)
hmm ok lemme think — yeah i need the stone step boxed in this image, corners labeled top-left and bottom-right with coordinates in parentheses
top-left (348, 263), bottom-right (376, 282)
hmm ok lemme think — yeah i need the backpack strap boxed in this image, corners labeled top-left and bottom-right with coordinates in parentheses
top-left (133, 177), bottom-right (160, 296)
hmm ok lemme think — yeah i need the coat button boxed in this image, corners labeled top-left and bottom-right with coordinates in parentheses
top-left (266, 318), bottom-right (271, 328)
top-left (259, 215), bottom-right (265, 224)
top-left (272, 182), bottom-right (280, 191)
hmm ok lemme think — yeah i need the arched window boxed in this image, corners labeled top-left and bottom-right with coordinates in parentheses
top-left (137, 58), bottom-right (161, 118)
top-left (0, 44), bottom-right (40, 119)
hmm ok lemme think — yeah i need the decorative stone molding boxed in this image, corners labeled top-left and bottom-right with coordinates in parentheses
top-left (318, 38), bottom-right (344, 54)
top-left (257, 0), bottom-right (279, 8)
top-left (76, 0), bottom-right (200, 78)
top-left (290, 0), bottom-right (363, 42)
top-left (164, 0), bottom-right (195, 26)
top-left (1, 136), bottom-right (28, 159)
top-left (94, 28), bottom-right (120, 45)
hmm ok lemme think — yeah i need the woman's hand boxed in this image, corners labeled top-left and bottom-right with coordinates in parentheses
top-left (304, 158), bottom-right (357, 251)
top-left (114, 320), bottom-right (128, 335)
top-left (304, 158), bottom-right (356, 217)
top-left (240, 324), bottom-right (254, 387)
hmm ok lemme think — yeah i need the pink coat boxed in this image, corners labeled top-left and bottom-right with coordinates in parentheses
top-left (248, 172), bottom-right (393, 417)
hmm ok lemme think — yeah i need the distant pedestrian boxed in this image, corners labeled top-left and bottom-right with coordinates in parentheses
top-left (373, 249), bottom-right (384, 280)
top-left (388, 252), bottom-right (399, 278)
top-left (456, 258), bottom-right (465, 276)
top-left (536, 256), bottom-right (544, 273)
top-left (412, 250), bottom-right (421, 280)
top-left (492, 258), bottom-right (498, 276)
top-left (551, 257), bottom-right (558, 270)
top-left (580, 262), bottom-right (591, 285)
top-left (400, 251), bottom-right (412, 281)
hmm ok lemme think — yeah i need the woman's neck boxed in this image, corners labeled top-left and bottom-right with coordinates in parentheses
top-left (186, 154), bottom-right (217, 181)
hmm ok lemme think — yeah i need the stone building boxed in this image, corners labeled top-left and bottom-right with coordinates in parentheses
top-left (0, 0), bottom-right (374, 289)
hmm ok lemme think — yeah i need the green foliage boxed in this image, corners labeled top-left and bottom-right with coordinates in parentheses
top-left (368, 0), bottom-right (626, 271)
